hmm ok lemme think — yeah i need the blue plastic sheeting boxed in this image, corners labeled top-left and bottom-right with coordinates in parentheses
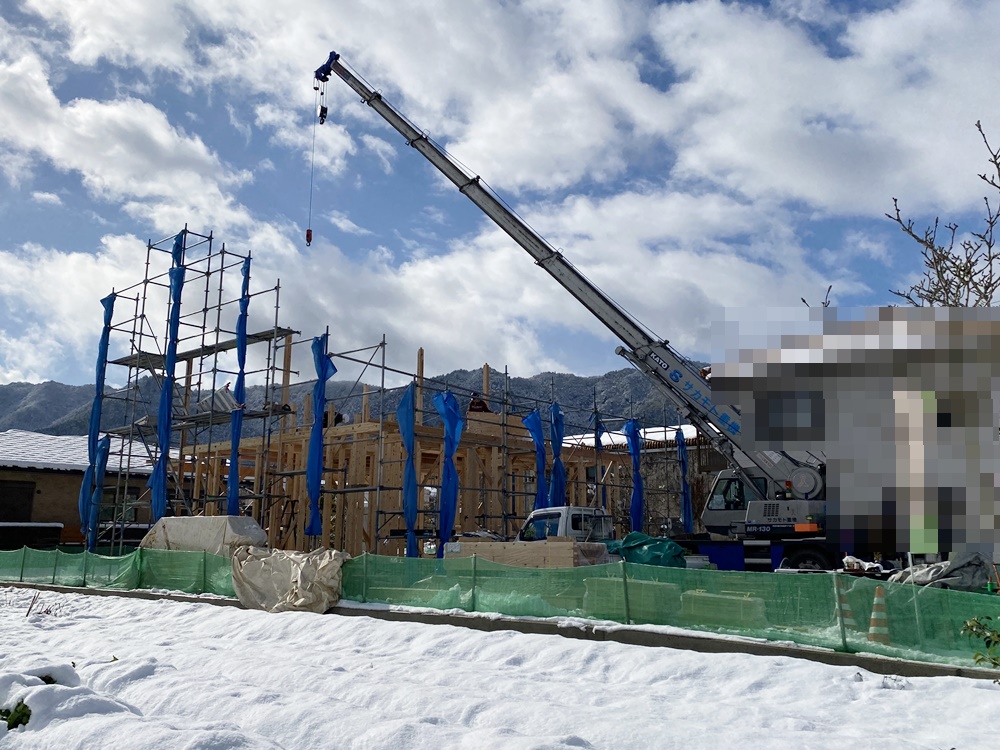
top-left (677, 427), bottom-right (694, 534)
top-left (521, 409), bottom-right (547, 511)
top-left (79, 292), bottom-right (115, 544)
top-left (433, 391), bottom-right (464, 558)
top-left (226, 257), bottom-right (251, 516)
top-left (149, 234), bottom-right (186, 522)
top-left (548, 402), bottom-right (566, 507)
top-left (306, 334), bottom-right (338, 536)
top-left (589, 412), bottom-right (608, 509)
top-left (86, 437), bottom-right (111, 551)
top-left (396, 383), bottom-right (419, 557)
top-left (624, 419), bottom-right (644, 532)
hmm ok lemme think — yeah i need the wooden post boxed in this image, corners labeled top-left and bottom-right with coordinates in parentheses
top-left (415, 347), bottom-right (424, 424)
top-left (482, 362), bottom-right (491, 398)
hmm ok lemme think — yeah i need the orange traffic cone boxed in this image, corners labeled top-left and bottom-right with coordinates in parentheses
top-left (836, 576), bottom-right (858, 630)
top-left (867, 584), bottom-right (890, 645)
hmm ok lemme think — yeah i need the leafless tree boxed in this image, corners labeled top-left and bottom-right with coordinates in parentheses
top-left (888, 121), bottom-right (1000, 307)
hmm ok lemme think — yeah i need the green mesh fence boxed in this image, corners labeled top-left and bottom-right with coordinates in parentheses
top-left (6, 545), bottom-right (1000, 669)
top-left (341, 554), bottom-right (1000, 668)
top-left (0, 547), bottom-right (235, 597)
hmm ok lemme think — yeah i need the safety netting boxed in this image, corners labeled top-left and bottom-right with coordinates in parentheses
top-left (5, 546), bottom-right (1000, 669)
top-left (0, 547), bottom-right (235, 597)
top-left (340, 554), bottom-right (1000, 668)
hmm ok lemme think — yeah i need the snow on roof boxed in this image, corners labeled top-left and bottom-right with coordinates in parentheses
top-left (0, 429), bottom-right (154, 474)
top-left (564, 424), bottom-right (700, 450)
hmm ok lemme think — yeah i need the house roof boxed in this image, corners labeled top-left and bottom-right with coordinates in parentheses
top-left (0, 430), bottom-right (154, 474)
top-left (564, 424), bottom-right (701, 451)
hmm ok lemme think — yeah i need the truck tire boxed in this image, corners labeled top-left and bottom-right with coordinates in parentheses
top-left (786, 548), bottom-right (833, 571)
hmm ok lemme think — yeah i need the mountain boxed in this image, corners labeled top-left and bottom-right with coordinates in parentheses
top-left (0, 381), bottom-right (95, 433)
top-left (0, 366), bottom-right (688, 439)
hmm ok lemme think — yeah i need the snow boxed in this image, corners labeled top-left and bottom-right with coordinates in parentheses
top-left (1, 586), bottom-right (997, 749)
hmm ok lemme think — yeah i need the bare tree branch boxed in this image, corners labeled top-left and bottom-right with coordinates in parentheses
top-left (889, 122), bottom-right (1000, 307)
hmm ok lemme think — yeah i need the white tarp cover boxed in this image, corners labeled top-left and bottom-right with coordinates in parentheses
top-left (139, 516), bottom-right (268, 558)
top-left (887, 551), bottom-right (993, 591)
top-left (231, 546), bottom-right (351, 613)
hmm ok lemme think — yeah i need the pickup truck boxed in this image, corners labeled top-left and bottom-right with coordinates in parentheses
top-left (515, 506), bottom-right (614, 543)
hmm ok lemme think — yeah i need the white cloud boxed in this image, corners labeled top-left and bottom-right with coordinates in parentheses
top-left (328, 210), bottom-right (372, 236)
top-left (2, 0), bottom-right (998, 390)
top-left (31, 191), bottom-right (61, 206)
top-left (0, 236), bottom-right (147, 383)
top-left (649, 0), bottom-right (1000, 217)
top-left (0, 46), bottom-right (254, 236)
top-left (226, 103), bottom-right (252, 144)
top-left (24, 0), bottom-right (195, 73)
top-left (254, 103), bottom-right (354, 176)
top-left (360, 134), bottom-right (395, 174)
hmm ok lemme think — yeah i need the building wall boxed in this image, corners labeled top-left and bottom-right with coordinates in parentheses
top-left (0, 468), bottom-right (84, 542)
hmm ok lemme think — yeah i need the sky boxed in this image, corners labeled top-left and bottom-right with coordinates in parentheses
top-left (2, 0), bottom-right (1000, 388)
top-left (3, 586), bottom-right (998, 749)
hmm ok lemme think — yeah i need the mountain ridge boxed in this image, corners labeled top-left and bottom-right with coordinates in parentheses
top-left (0, 366), bottom-right (688, 438)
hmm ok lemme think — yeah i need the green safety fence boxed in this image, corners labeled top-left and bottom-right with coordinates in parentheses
top-left (341, 554), bottom-right (1000, 669)
top-left (0, 547), bottom-right (235, 597)
top-left (6, 545), bottom-right (1000, 669)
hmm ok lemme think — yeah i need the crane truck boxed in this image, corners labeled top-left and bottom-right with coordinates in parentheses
top-left (315, 50), bottom-right (841, 572)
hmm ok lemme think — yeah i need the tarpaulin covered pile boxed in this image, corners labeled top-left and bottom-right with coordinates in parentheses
top-left (604, 532), bottom-right (687, 568)
top-left (232, 546), bottom-right (351, 613)
top-left (139, 516), bottom-right (267, 558)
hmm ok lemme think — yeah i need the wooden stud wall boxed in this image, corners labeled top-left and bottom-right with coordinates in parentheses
top-left (181, 407), bottom-right (623, 558)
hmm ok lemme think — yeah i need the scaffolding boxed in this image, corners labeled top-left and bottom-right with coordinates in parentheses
top-left (98, 228), bottom-right (293, 551)
top-left (90, 227), bottom-right (713, 556)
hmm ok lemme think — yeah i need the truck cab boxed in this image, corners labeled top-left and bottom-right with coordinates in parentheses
top-left (516, 506), bottom-right (614, 543)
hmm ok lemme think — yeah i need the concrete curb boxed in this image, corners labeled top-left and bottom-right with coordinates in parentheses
top-left (328, 604), bottom-right (1000, 681)
top-left (5, 581), bottom-right (997, 680)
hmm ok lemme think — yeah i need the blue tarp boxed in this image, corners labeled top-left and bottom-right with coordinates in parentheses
top-left (226, 257), bottom-right (252, 516)
top-left (677, 427), bottom-right (694, 534)
top-left (590, 411), bottom-right (608, 509)
top-left (624, 419), bottom-right (644, 533)
top-left (87, 436), bottom-right (111, 551)
top-left (397, 382), bottom-right (419, 557)
top-left (79, 292), bottom-right (115, 547)
top-left (433, 391), bottom-right (464, 558)
top-left (548, 402), bottom-right (566, 507)
top-left (306, 334), bottom-right (337, 536)
top-left (149, 233), bottom-right (186, 522)
top-left (521, 408), bottom-right (547, 511)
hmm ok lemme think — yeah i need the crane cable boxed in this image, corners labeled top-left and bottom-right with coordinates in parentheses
top-left (306, 80), bottom-right (324, 246)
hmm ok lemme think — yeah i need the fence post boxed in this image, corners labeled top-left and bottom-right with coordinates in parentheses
top-left (19, 546), bottom-right (26, 582)
top-left (832, 573), bottom-right (848, 652)
top-left (471, 554), bottom-right (478, 613)
top-left (907, 553), bottom-right (925, 650)
top-left (362, 553), bottom-right (368, 603)
top-left (621, 560), bottom-right (631, 624)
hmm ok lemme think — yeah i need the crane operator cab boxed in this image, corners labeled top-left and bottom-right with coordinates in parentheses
top-left (702, 472), bottom-right (768, 536)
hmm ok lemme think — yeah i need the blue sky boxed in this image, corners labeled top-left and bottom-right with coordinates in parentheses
top-left (1, 0), bottom-right (999, 387)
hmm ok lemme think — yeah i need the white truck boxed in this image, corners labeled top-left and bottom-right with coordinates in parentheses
top-left (515, 506), bottom-right (614, 543)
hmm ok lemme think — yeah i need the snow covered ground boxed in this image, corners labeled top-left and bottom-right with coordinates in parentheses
top-left (1, 587), bottom-right (997, 749)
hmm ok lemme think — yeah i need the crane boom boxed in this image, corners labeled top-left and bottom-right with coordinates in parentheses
top-left (316, 51), bottom-right (824, 502)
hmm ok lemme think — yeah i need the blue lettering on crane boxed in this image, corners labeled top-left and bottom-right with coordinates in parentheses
top-left (645, 350), bottom-right (742, 435)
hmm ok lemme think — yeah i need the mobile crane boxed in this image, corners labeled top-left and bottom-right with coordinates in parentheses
top-left (315, 51), bottom-right (836, 571)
